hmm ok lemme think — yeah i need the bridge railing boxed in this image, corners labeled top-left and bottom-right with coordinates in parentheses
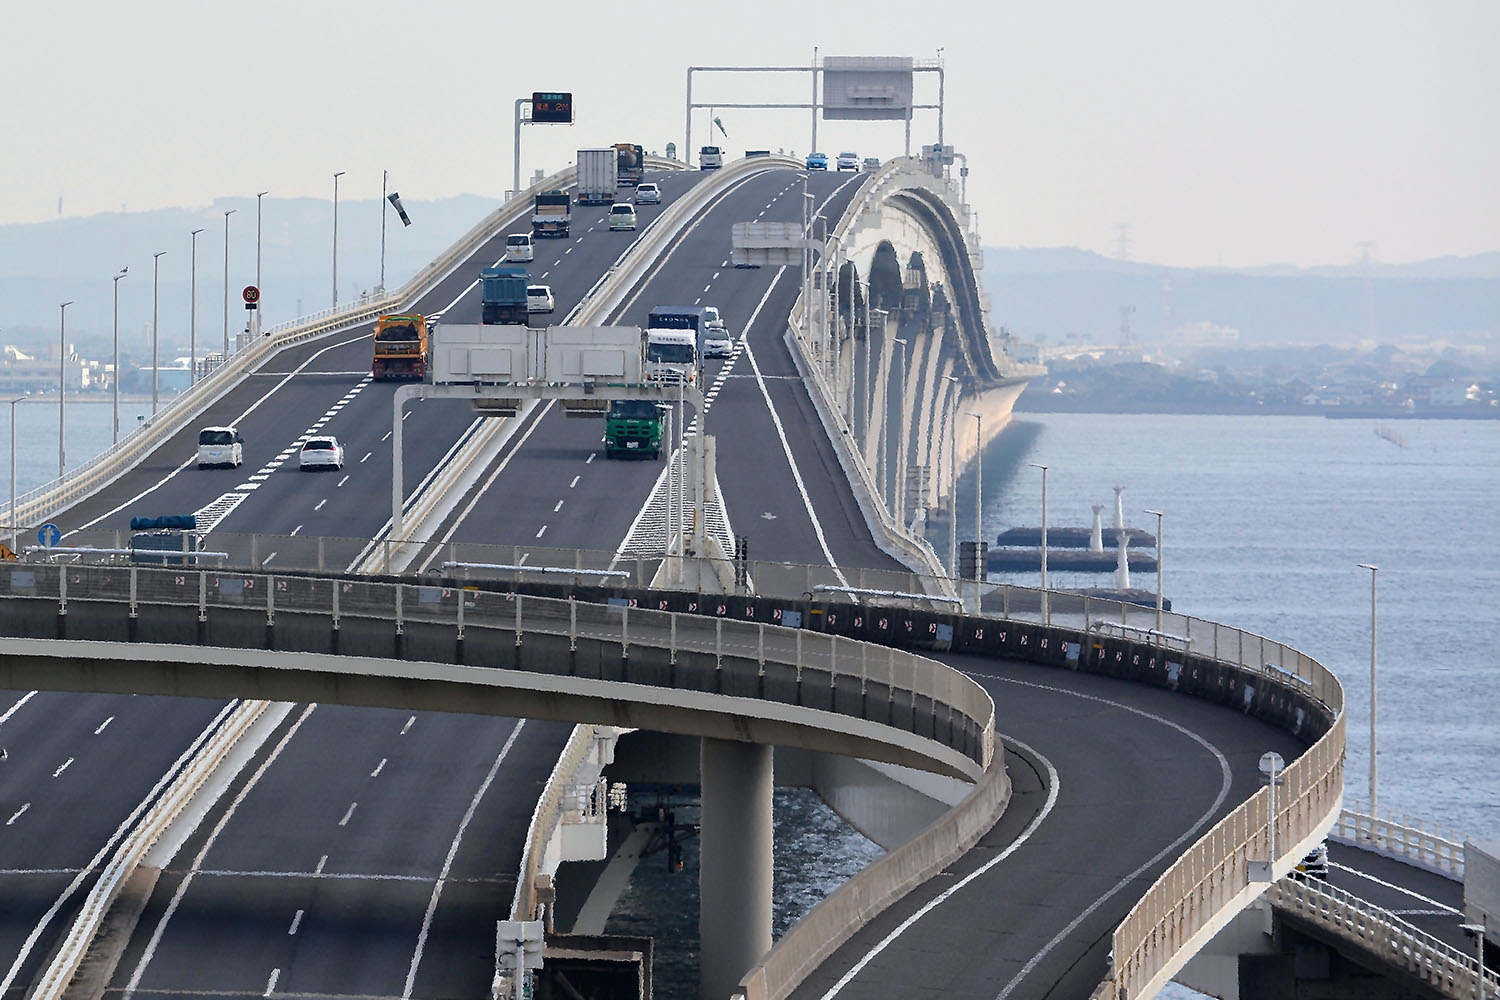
top-left (1268, 877), bottom-right (1498, 1000)
top-left (1332, 808), bottom-right (1467, 879)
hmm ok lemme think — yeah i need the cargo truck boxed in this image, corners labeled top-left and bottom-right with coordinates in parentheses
top-left (644, 328), bottom-right (699, 386)
top-left (577, 148), bottom-right (618, 205)
top-left (371, 314), bottom-right (431, 380)
top-left (532, 190), bottom-right (571, 237)
top-left (603, 399), bottom-right (664, 459)
top-left (481, 266), bottom-right (529, 325)
top-left (128, 514), bottom-right (203, 566)
top-left (615, 143), bottom-right (645, 187)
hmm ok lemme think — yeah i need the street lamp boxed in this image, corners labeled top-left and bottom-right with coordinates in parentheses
top-left (256, 190), bottom-right (269, 331)
top-left (151, 250), bottom-right (166, 414)
top-left (1145, 508), bottom-right (1165, 631)
top-left (1458, 924), bottom-right (1488, 1000)
top-left (891, 338), bottom-right (909, 528)
top-left (189, 228), bottom-right (204, 386)
top-left (944, 375), bottom-right (960, 577)
top-left (332, 170), bottom-right (346, 307)
top-left (1256, 751), bottom-right (1286, 880)
top-left (1358, 562), bottom-right (1379, 816)
top-left (223, 209), bottom-right (237, 359)
top-left (112, 267), bottom-right (128, 442)
top-left (58, 300), bottom-right (73, 479)
top-left (1030, 463), bottom-right (1048, 623)
top-left (968, 411), bottom-right (983, 606)
top-left (8, 393), bottom-right (28, 552)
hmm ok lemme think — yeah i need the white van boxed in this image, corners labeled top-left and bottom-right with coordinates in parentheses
top-left (505, 232), bottom-right (535, 262)
top-left (197, 426), bottom-right (244, 468)
top-left (699, 145), bottom-right (723, 170)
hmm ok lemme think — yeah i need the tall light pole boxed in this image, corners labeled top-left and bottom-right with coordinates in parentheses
top-left (380, 170), bottom-right (388, 293)
top-left (8, 393), bottom-right (27, 552)
top-left (151, 250), bottom-right (166, 414)
top-left (1030, 463), bottom-right (1049, 622)
top-left (112, 267), bottom-right (127, 443)
top-left (1146, 509), bottom-right (1165, 631)
top-left (1358, 562), bottom-right (1379, 816)
top-left (969, 411), bottom-right (983, 603)
top-left (332, 170), bottom-right (346, 307)
top-left (1458, 924), bottom-right (1487, 1000)
top-left (189, 228), bottom-right (204, 385)
top-left (256, 191), bottom-right (269, 332)
top-left (57, 301), bottom-right (74, 479)
top-left (892, 337), bottom-right (909, 529)
top-left (944, 375), bottom-right (960, 577)
top-left (223, 209), bottom-right (237, 360)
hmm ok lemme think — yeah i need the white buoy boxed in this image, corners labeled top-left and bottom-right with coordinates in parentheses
top-left (1089, 504), bottom-right (1105, 553)
top-left (1114, 530), bottom-right (1131, 589)
top-left (1113, 485), bottom-right (1126, 533)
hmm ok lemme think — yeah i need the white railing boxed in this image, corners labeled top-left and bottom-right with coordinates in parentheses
top-left (1333, 808), bottom-right (1467, 879)
top-left (1269, 878), bottom-right (1497, 1000)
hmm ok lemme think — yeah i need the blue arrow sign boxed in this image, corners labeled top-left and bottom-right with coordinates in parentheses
top-left (37, 523), bottom-right (61, 548)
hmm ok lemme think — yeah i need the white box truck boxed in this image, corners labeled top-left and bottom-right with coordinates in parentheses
top-left (577, 148), bottom-right (618, 206)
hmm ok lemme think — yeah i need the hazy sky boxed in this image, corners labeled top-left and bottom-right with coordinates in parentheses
top-left (7, 0), bottom-right (1497, 267)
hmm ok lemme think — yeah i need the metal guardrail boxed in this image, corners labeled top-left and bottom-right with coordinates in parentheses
top-left (1268, 877), bottom-right (1498, 999)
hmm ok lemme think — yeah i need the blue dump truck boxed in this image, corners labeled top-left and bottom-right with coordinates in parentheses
top-left (481, 266), bottom-right (529, 325)
top-left (129, 514), bottom-right (202, 565)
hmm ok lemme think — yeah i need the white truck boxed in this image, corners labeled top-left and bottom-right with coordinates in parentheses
top-left (577, 148), bottom-right (618, 206)
top-left (644, 328), bottom-right (699, 387)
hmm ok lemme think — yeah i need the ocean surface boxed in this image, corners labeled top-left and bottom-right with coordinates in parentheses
top-left (5, 404), bottom-right (1496, 996)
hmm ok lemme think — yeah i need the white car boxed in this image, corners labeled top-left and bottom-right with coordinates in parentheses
top-left (526, 284), bottom-right (555, 314)
top-left (836, 151), bottom-right (859, 171)
top-left (504, 233), bottom-right (534, 262)
top-left (197, 426), bottom-right (244, 468)
top-left (608, 203), bottom-right (637, 231)
top-left (635, 182), bottom-right (661, 205)
top-left (299, 436), bottom-right (344, 471)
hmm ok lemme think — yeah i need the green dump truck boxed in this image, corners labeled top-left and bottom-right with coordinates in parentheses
top-left (603, 399), bottom-right (664, 459)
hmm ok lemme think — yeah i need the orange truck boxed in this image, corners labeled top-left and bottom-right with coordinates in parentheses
top-left (371, 314), bottom-right (430, 380)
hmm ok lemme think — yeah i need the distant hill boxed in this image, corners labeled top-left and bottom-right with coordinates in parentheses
top-left (981, 248), bottom-right (1500, 348)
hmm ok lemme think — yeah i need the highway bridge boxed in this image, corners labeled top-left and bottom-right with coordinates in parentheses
top-left (1, 152), bottom-right (1492, 1000)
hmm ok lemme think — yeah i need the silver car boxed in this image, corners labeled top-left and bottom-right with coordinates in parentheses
top-left (635, 182), bottom-right (661, 205)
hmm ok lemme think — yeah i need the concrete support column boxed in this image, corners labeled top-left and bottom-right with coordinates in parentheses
top-left (699, 737), bottom-right (773, 999)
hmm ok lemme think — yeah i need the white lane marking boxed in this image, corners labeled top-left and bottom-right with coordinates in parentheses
top-left (361, 452), bottom-right (371, 463)
top-left (1333, 861), bottom-right (1463, 914)
top-left (569, 475), bottom-right (579, 488)
top-left (565, 246), bottom-right (574, 255)
top-left (738, 269), bottom-right (848, 587)
top-left (535, 525), bottom-right (547, 539)
top-left (313, 499), bottom-right (327, 511)
top-left (541, 271), bottom-right (550, 279)
top-left (337, 475), bottom-right (349, 487)
top-left (401, 722), bottom-right (526, 999)
top-left (16, 700), bottom-right (244, 1000)
top-left (819, 735), bottom-right (1059, 1000)
top-left (693, 297), bottom-right (702, 305)
top-left (0, 690), bottom-right (37, 727)
top-left (402, 411), bottom-right (412, 421)
top-left (290, 525), bottom-right (302, 536)
top-left (338, 803), bottom-right (357, 827)
top-left (263, 968), bottom-right (279, 997)
top-left (585, 453), bottom-right (595, 464)
top-left (371, 758), bottom-right (387, 778)
top-left (288, 910), bottom-right (304, 935)
top-left (712, 271), bottom-right (720, 279)
top-left (69, 333), bottom-right (370, 534)
top-left (52, 757), bottom-right (73, 778)
top-left (314, 855), bottom-right (327, 875)
top-left (703, 283), bottom-right (712, 293)
top-left (94, 716), bottom-right (113, 735)
top-left (382, 431), bottom-right (392, 442)
top-left (401, 716), bottom-right (415, 735)
top-left (553, 259), bottom-right (562, 267)
top-left (517, 552), bottom-right (529, 566)
top-left (7, 804), bottom-right (29, 825)
top-left (553, 500), bottom-right (563, 513)
top-left (262, 552), bottom-right (277, 566)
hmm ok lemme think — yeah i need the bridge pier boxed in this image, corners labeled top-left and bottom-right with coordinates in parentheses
top-left (699, 737), bottom-right (773, 1000)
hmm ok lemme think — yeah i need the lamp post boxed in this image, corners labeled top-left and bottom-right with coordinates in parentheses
top-left (944, 375), bottom-right (960, 577)
top-left (189, 228), bottom-right (203, 385)
top-left (332, 170), bottom-right (346, 307)
top-left (112, 267), bottom-right (127, 442)
top-left (1146, 508), bottom-right (1165, 631)
top-left (151, 250), bottom-right (166, 414)
top-left (892, 337), bottom-right (909, 529)
top-left (380, 170), bottom-right (387, 292)
top-left (8, 393), bottom-right (27, 551)
top-left (223, 209), bottom-right (237, 359)
top-left (256, 190), bottom-right (269, 332)
top-left (1458, 923), bottom-right (1488, 1000)
top-left (1030, 463), bottom-right (1048, 623)
top-left (969, 411), bottom-right (983, 606)
top-left (1358, 562), bottom-right (1379, 816)
top-left (58, 300), bottom-right (73, 479)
